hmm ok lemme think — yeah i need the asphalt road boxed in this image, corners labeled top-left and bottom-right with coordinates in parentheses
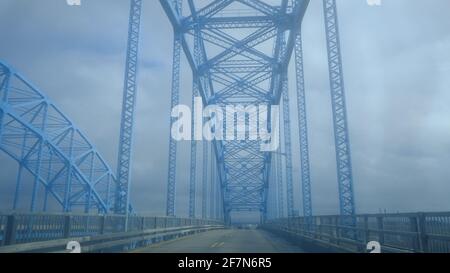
top-left (134, 229), bottom-right (306, 253)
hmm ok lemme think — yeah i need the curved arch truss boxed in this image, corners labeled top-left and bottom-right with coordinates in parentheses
top-left (0, 61), bottom-right (117, 213)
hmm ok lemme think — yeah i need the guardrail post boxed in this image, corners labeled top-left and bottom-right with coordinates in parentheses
top-left (4, 214), bottom-right (17, 246)
top-left (417, 213), bottom-right (428, 253)
top-left (140, 217), bottom-right (145, 230)
top-left (317, 217), bottom-right (322, 240)
top-left (334, 216), bottom-right (340, 245)
top-left (376, 216), bottom-right (385, 245)
top-left (363, 216), bottom-right (369, 243)
top-left (100, 215), bottom-right (106, 235)
top-left (360, 216), bottom-right (369, 252)
top-left (63, 215), bottom-right (72, 238)
top-left (409, 216), bottom-right (420, 251)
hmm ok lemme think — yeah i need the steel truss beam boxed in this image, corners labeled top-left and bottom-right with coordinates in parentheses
top-left (166, 0), bottom-right (183, 217)
top-left (115, 0), bottom-right (143, 215)
top-left (161, 0), bottom-right (310, 222)
top-left (294, 32), bottom-right (312, 217)
top-left (189, 31), bottom-right (200, 218)
top-left (281, 68), bottom-right (294, 217)
top-left (202, 141), bottom-right (208, 219)
top-left (0, 61), bottom-right (116, 213)
top-left (323, 0), bottom-right (355, 216)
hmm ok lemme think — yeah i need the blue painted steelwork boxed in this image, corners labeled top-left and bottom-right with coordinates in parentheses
top-left (275, 151), bottom-right (284, 218)
top-left (0, 61), bottom-right (116, 213)
top-left (202, 142), bottom-right (208, 219)
top-left (0, 0), bottom-right (360, 230)
top-left (281, 72), bottom-right (294, 217)
top-left (160, 0), bottom-right (310, 222)
top-left (294, 32), bottom-right (312, 217)
top-left (267, 157), bottom-right (278, 220)
top-left (279, 35), bottom-right (295, 218)
top-left (189, 27), bottom-right (201, 218)
top-left (166, 0), bottom-right (183, 217)
top-left (210, 144), bottom-right (216, 219)
top-left (323, 0), bottom-right (355, 216)
top-left (115, 0), bottom-right (143, 215)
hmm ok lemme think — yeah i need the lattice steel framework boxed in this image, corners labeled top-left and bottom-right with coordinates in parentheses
top-left (115, 0), bottom-right (143, 215)
top-left (0, 0), bottom-right (356, 223)
top-left (166, 0), bottom-right (183, 217)
top-left (323, 0), bottom-right (355, 216)
top-left (281, 70), bottom-right (294, 217)
top-left (275, 150), bottom-right (284, 218)
top-left (161, 0), bottom-right (310, 222)
top-left (202, 142), bottom-right (208, 219)
top-left (0, 61), bottom-right (116, 213)
top-left (294, 32), bottom-right (312, 217)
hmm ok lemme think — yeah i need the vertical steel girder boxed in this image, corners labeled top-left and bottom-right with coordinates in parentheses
top-left (323, 0), bottom-right (355, 216)
top-left (268, 156), bottom-right (278, 220)
top-left (0, 61), bottom-right (116, 213)
top-left (115, 0), bottom-right (143, 215)
top-left (282, 73), bottom-right (295, 217)
top-left (188, 94), bottom-right (198, 218)
top-left (202, 141), bottom-right (208, 219)
top-left (276, 151), bottom-right (284, 218)
top-left (294, 32), bottom-right (312, 217)
top-left (160, 0), bottom-right (310, 222)
top-left (188, 26), bottom-right (201, 219)
top-left (166, 0), bottom-right (183, 217)
top-left (210, 144), bottom-right (216, 219)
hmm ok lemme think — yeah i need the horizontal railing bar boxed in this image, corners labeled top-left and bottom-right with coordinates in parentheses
top-left (0, 212), bottom-right (224, 248)
top-left (263, 211), bottom-right (450, 253)
top-left (0, 225), bottom-right (224, 253)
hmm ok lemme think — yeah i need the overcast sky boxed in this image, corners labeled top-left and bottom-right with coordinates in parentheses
top-left (0, 0), bottom-right (449, 217)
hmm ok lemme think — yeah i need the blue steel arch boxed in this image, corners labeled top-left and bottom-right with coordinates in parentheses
top-left (0, 61), bottom-right (117, 213)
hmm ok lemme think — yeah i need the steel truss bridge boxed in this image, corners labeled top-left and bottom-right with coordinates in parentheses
top-left (0, 0), bottom-right (448, 253)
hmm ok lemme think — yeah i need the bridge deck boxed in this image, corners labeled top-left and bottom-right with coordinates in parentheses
top-left (133, 229), bottom-right (305, 253)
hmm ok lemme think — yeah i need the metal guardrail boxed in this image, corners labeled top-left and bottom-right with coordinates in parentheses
top-left (0, 225), bottom-right (223, 253)
top-left (0, 212), bottom-right (223, 247)
top-left (263, 212), bottom-right (450, 253)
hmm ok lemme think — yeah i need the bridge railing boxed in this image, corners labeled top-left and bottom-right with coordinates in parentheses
top-left (0, 212), bottom-right (222, 246)
top-left (263, 212), bottom-right (450, 253)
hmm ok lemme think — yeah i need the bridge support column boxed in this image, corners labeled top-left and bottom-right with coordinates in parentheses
top-left (282, 74), bottom-right (294, 218)
top-left (276, 143), bottom-right (284, 218)
top-left (323, 0), bottom-right (356, 217)
top-left (115, 0), bottom-right (143, 215)
top-left (201, 142), bottom-right (208, 219)
top-left (4, 214), bottom-right (17, 246)
top-left (210, 145), bottom-right (215, 220)
top-left (165, 0), bottom-right (182, 217)
top-left (295, 32), bottom-right (313, 217)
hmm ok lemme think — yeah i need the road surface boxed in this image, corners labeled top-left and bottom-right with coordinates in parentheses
top-left (133, 229), bottom-right (306, 253)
